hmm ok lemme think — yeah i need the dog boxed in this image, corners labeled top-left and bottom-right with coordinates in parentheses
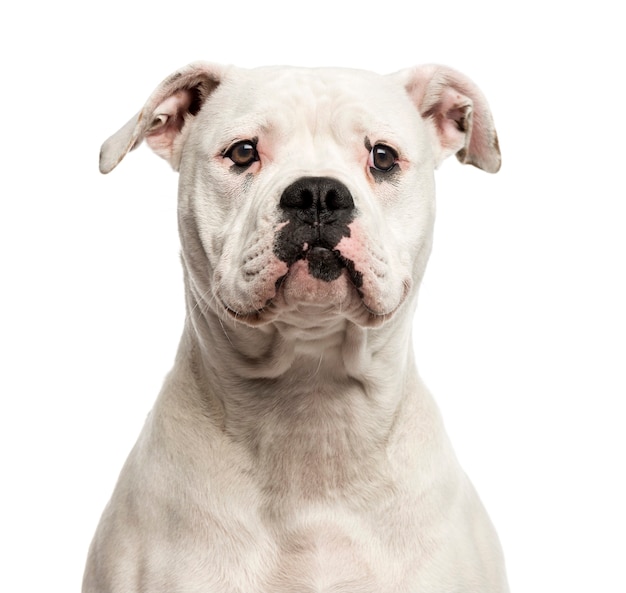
top-left (84, 62), bottom-right (508, 593)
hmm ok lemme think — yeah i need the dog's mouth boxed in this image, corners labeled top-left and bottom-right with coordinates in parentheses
top-left (270, 242), bottom-right (366, 306)
top-left (219, 219), bottom-right (410, 328)
top-left (222, 248), bottom-right (401, 328)
top-left (298, 244), bottom-right (364, 287)
top-left (305, 245), bottom-right (343, 281)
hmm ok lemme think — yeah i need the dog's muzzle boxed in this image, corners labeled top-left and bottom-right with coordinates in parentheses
top-left (274, 176), bottom-right (361, 285)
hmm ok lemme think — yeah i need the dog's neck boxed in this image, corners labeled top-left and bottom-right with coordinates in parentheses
top-left (185, 296), bottom-right (416, 388)
top-left (176, 297), bottom-right (423, 502)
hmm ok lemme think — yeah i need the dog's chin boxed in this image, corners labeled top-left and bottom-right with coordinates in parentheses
top-left (222, 258), bottom-right (408, 329)
top-left (280, 259), bottom-right (354, 306)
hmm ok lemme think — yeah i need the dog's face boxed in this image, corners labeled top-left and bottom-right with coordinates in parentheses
top-left (101, 63), bottom-right (500, 330)
top-left (181, 67), bottom-right (435, 329)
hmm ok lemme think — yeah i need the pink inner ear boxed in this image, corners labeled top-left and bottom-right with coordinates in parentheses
top-left (145, 90), bottom-right (195, 160)
top-left (435, 88), bottom-right (473, 154)
top-left (446, 107), bottom-right (470, 132)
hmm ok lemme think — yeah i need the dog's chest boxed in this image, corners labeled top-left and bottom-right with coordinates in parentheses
top-left (231, 503), bottom-right (415, 593)
top-left (262, 517), bottom-right (383, 591)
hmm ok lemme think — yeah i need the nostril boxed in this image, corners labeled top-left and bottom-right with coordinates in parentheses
top-left (280, 186), bottom-right (314, 210)
top-left (324, 188), bottom-right (351, 211)
top-left (325, 189), bottom-right (339, 210)
top-left (320, 181), bottom-right (354, 211)
top-left (300, 189), bottom-right (314, 209)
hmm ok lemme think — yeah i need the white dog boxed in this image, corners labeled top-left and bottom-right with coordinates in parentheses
top-left (84, 62), bottom-right (508, 593)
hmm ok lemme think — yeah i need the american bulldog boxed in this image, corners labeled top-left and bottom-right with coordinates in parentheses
top-left (84, 62), bottom-right (508, 593)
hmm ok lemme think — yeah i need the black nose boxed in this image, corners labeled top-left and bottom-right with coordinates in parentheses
top-left (279, 177), bottom-right (354, 223)
top-left (275, 177), bottom-right (356, 281)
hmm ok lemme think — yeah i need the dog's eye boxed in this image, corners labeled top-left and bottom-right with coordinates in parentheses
top-left (370, 144), bottom-right (398, 172)
top-left (225, 140), bottom-right (259, 167)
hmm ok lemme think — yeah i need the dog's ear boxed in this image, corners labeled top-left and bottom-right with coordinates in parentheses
top-left (397, 65), bottom-right (500, 173)
top-left (99, 62), bottom-right (225, 174)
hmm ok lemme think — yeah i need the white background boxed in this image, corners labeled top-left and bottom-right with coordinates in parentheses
top-left (1, 1), bottom-right (624, 591)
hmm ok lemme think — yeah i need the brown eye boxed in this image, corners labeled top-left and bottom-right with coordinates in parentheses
top-left (371, 144), bottom-right (398, 172)
top-left (225, 140), bottom-right (259, 167)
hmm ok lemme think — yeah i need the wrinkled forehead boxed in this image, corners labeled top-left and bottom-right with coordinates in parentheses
top-left (199, 66), bottom-right (421, 146)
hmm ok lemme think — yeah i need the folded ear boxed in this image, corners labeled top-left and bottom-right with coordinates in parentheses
top-left (99, 62), bottom-right (225, 174)
top-left (397, 65), bottom-right (501, 173)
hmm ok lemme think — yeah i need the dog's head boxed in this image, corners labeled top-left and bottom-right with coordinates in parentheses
top-left (101, 63), bottom-right (499, 330)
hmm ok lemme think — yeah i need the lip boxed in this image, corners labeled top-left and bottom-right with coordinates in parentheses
top-left (221, 275), bottom-right (406, 327)
top-left (221, 255), bottom-right (372, 327)
top-left (222, 302), bottom-right (271, 325)
top-left (304, 246), bottom-right (344, 282)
